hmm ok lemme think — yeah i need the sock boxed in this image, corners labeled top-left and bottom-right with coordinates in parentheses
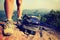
top-left (18, 18), bottom-right (22, 20)
top-left (7, 19), bottom-right (13, 21)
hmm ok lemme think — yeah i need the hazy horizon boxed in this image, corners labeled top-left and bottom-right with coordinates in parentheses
top-left (0, 0), bottom-right (60, 11)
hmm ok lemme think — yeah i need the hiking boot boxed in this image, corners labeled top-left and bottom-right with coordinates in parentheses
top-left (3, 20), bottom-right (17, 36)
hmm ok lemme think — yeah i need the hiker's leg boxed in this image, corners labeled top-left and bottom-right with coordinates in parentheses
top-left (4, 0), bottom-right (15, 36)
top-left (16, 0), bottom-right (22, 19)
top-left (4, 0), bottom-right (14, 20)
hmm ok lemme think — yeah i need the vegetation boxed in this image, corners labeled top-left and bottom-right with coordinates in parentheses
top-left (0, 10), bottom-right (60, 31)
top-left (40, 10), bottom-right (60, 31)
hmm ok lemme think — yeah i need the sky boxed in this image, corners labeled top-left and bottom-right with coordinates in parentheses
top-left (0, 0), bottom-right (60, 10)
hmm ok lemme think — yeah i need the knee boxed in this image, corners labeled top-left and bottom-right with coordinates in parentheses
top-left (18, 0), bottom-right (22, 4)
top-left (5, 0), bottom-right (14, 3)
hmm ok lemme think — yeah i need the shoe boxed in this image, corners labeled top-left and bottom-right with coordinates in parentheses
top-left (17, 19), bottom-right (22, 26)
top-left (3, 20), bottom-right (17, 36)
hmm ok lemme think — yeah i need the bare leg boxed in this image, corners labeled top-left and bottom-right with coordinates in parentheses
top-left (4, 0), bottom-right (14, 21)
top-left (16, 0), bottom-right (22, 19)
top-left (4, 0), bottom-right (16, 36)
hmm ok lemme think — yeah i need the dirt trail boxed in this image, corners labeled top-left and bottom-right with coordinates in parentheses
top-left (0, 22), bottom-right (60, 40)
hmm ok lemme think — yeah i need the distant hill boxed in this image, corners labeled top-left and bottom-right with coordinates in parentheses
top-left (0, 9), bottom-right (60, 31)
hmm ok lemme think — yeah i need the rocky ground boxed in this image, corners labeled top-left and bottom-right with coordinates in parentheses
top-left (0, 22), bottom-right (60, 40)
